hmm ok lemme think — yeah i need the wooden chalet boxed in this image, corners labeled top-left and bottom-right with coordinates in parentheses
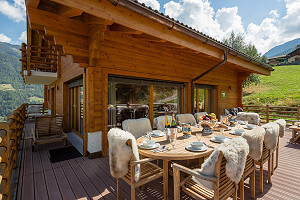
top-left (287, 46), bottom-right (300, 62)
top-left (21, 0), bottom-right (273, 157)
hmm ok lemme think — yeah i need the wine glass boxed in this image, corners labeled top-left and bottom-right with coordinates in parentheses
top-left (169, 128), bottom-right (178, 149)
top-left (219, 128), bottom-right (225, 136)
top-left (196, 132), bottom-right (202, 142)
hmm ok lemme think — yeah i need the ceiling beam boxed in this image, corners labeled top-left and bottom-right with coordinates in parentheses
top-left (57, 6), bottom-right (83, 17)
top-left (109, 24), bottom-right (142, 34)
top-left (27, 7), bottom-right (88, 36)
top-left (84, 14), bottom-right (114, 25)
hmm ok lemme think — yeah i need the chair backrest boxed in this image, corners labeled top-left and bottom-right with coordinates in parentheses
top-left (134, 106), bottom-right (149, 119)
top-left (236, 112), bottom-right (260, 125)
top-left (35, 115), bottom-right (64, 138)
top-left (27, 105), bottom-right (41, 114)
top-left (122, 118), bottom-right (152, 139)
top-left (194, 112), bottom-right (208, 122)
top-left (176, 114), bottom-right (197, 126)
top-left (153, 115), bottom-right (172, 131)
top-left (215, 153), bottom-right (237, 200)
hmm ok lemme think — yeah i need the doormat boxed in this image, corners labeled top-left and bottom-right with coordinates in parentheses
top-left (49, 146), bottom-right (82, 163)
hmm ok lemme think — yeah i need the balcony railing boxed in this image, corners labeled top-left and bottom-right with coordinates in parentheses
top-left (0, 103), bottom-right (27, 199)
top-left (243, 105), bottom-right (300, 126)
top-left (20, 43), bottom-right (61, 85)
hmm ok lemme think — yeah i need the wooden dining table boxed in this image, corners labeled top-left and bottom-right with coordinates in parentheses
top-left (136, 126), bottom-right (250, 200)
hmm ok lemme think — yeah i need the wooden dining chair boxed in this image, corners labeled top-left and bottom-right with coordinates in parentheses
top-left (173, 152), bottom-right (238, 200)
top-left (255, 143), bottom-right (271, 193)
top-left (240, 156), bottom-right (256, 200)
top-left (117, 140), bottom-right (163, 200)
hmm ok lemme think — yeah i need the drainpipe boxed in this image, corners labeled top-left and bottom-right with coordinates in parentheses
top-left (191, 50), bottom-right (228, 113)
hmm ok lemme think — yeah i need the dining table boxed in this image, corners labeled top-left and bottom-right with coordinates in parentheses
top-left (136, 125), bottom-right (252, 200)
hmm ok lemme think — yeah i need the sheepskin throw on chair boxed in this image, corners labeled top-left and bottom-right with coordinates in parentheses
top-left (108, 128), bottom-right (141, 182)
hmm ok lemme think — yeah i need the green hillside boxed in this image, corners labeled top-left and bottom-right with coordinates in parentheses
top-left (243, 65), bottom-right (300, 106)
top-left (0, 42), bottom-right (44, 121)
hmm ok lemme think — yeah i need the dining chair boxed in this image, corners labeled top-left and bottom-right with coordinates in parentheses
top-left (257, 122), bottom-right (279, 193)
top-left (173, 137), bottom-right (249, 200)
top-left (153, 115), bottom-right (172, 131)
top-left (240, 127), bottom-right (266, 200)
top-left (291, 121), bottom-right (300, 143)
top-left (273, 119), bottom-right (286, 173)
top-left (122, 118), bottom-right (152, 139)
top-left (194, 112), bottom-right (208, 123)
top-left (108, 128), bottom-right (163, 200)
top-left (176, 113), bottom-right (197, 126)
top-left (236, 112), bottom-right (260, 125)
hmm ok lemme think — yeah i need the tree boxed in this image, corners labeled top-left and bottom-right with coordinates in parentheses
top-left (223, 32), bottom-right (266, 87)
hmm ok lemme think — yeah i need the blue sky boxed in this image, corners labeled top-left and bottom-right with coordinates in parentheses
top-left (0, 0), bottom-right (299, 53)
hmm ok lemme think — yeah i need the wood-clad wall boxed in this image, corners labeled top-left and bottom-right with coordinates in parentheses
top-left (48, 55), bottom-right (84, 131)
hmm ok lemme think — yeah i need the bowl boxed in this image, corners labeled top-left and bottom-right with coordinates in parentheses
top-left (235, 129), bottom-right (245, 134)
top-left (191, 142), bottom-right (204, 149)
top-left (215, 135), bottom-right (226, 141)
top-left (143, 140), bottom-right (155, 147)
top-left (237, 120), bottom-right (246, 125)
top-left (247, 124), bottom-right (257, 130)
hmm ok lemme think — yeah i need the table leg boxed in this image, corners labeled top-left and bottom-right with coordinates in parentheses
top-left (163, 160), bottom-right (169, 200)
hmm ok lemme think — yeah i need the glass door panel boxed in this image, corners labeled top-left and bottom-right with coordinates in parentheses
top-left (69, 79), bottom-right (83, 137)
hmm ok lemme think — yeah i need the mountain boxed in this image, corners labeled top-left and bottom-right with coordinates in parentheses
top-left (0, 42), bottom-right (43, 121)
top-left (264, 38), bottom-right (300, 58)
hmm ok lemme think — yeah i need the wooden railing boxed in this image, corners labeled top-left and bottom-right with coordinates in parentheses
top-left (243, 105), bottom-right (300, 126)
top-left (20, 43), bottom-right (61, 80)
top-left (0, 104), bottom-right (27, 200)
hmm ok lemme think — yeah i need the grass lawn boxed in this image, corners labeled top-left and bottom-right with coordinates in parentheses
top-left (29, 96), bottom-right (44, 103)
top-left (243, 65), bottom-right (300, 106)
top-left (0, 84), bottom-right (15, 91)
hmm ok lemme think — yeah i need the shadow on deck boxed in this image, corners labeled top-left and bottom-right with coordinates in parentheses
top-left (16, 121), bottom-right (300, 200)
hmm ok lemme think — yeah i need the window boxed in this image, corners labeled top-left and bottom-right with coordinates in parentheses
top-left (194, 84), bottom-right (215, 114)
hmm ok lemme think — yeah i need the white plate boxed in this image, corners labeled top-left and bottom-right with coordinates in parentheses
top-left (151, 130), bottom-right (165, 137)
top-left (210, 137), bottom-right (231, 143)
top-left (139, 143), bottom-right (160, 150)
top-left (185, 144), bottom-right (208, 152)
top-left (229, 130), bottom-right (244, 135)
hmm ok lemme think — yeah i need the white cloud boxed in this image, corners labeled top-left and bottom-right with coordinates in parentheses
top-left (0, 33), bottom-right (12, 43)
top-left (215, 7), bottom-right (244, 35)
top-left (0, 0), bottom-right (26, 23)
top-left (18, 31), bottom-right (26, 43)
top-left (138, 0), bottom-right (160, 10)
top-left (269, 9), bottom-right (279, 18)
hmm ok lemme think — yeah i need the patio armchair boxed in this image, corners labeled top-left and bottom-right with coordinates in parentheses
top-left (236, 112), bottom-right (260, 125)
top-left (176, 113), bottom-right (197, 126)
top-left (27, 105), bottom-right (44, 119)
top-left (173, 137), bottom-right (249, 200)
top-left (32, 115), bottom-right (67, 151)
top-left (108, 128), bottom-right (163, 200)
top-left (291, 121), bottom-right (300, 143)
top-left (122, 118), bottom-right (152, 139)
top-left (241, 127), bottom-right (266, 199)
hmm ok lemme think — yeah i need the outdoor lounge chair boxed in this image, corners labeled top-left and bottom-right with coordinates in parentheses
top-left (122, 118), bottom-right (152, 139)
top-left (32, 115), bottom-right (67, 151)
top-left (236, 112), bottom-right (260, 125)
top-left (108, 128), bottom-right (163, 200)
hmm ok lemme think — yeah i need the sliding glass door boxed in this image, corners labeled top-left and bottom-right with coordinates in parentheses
top-left (194, 84), bottom-right (215, 114)
top-left (108, 76), bottom-right (183, 128)
top-left (69, 78), bottom-right (83, 137)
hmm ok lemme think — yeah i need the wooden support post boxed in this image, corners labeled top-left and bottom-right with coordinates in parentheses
top-left (150, 85), bottom-right (154, 128)
top-left (196, 88), bottom-right (199, 113)
top-left (173, 166), bottom-right (180, 200)
top-left (266, 104), bottom-right (270, 123)
top-left (204, 89), bottom-right (208, 112)
top-left (163, 160), bottom-right (169, 200)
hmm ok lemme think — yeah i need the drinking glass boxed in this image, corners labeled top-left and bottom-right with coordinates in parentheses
top-left (219, 128), bottom-right (225, 136)
top-left (169, 128), bottom-right (178, 149)
top-left (196, 132), bottom-right (202, 142)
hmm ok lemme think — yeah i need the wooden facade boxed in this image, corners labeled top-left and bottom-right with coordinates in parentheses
top-left (23, 0), bottom-right (273, 156)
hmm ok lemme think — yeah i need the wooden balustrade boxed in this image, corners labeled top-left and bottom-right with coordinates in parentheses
top-left (0, 104), bottom-right (27, 200)
top-left (20, 43), bottom-right (60, 78)
top-left (243, 105), bottom-right (300, 126)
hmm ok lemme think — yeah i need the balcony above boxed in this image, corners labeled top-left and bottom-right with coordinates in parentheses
top-left (20, 43), bottom-right (61, 85)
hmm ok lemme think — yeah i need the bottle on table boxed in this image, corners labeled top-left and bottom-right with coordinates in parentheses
top-left (165, 115), bottom-right (170, 129)
top-left (171, 113), bottom-right (176, 128)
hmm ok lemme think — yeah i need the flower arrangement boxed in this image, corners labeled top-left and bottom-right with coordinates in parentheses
top-left (198, 113), bottom-right (217, 121)
top-left (108, 104), bottom-right (115, 109)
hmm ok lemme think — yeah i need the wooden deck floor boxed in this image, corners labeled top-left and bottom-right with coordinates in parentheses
top-left (16, 121), bottom-right (300, 200)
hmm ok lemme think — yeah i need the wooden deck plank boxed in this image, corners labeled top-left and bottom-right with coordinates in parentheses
top-left (68, 160), bottom-right (103, 199)
top-left (53, 167), bottom-right (77, 200)
top-left (44, 170), bottom-right (63, 200)
top-left (32, 145), bottom-right (43, 173)
top-left (23, 139), bottom-right (33, 175)
top-left (76, 158), bottom-right (117, 200)
top-left (62, 164), bottom-right (89, 200)
top-left (34, 172), bottom-right (49, 200)
top-left (21, 174), bottom-right (34, 200)
top-left (39, 144), bottom-right (53, 171)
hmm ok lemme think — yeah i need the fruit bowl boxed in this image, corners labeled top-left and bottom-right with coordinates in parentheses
top-left (199, 120), bottom-right (217, 129)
